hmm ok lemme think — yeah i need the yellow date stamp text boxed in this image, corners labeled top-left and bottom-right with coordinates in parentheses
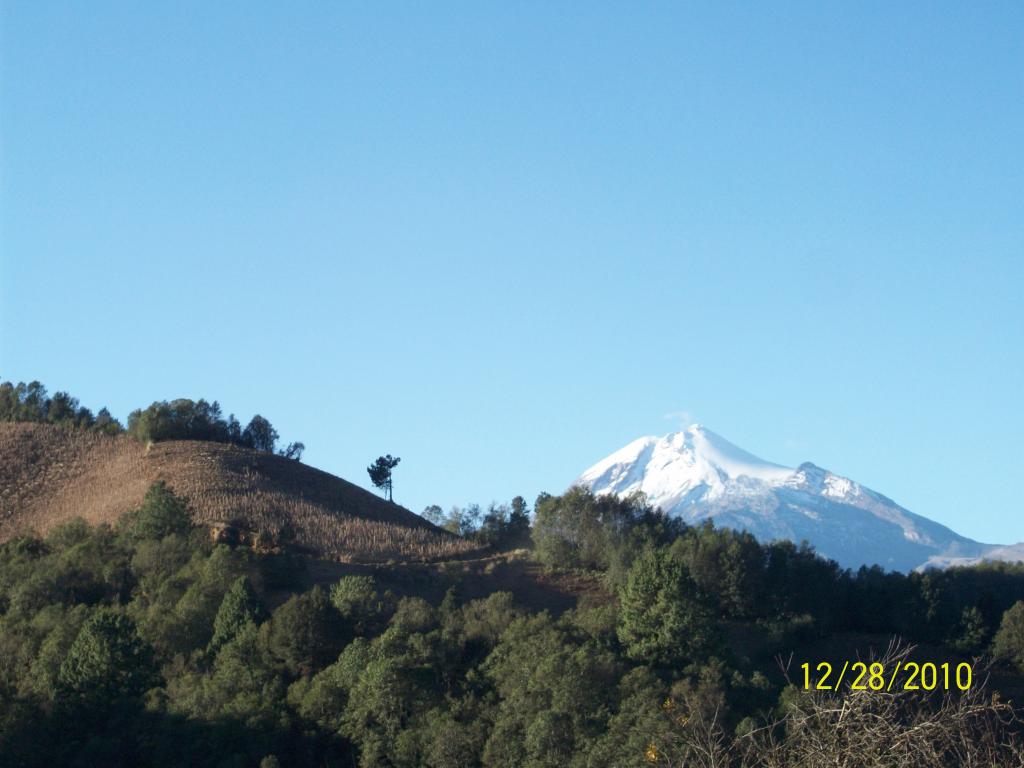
top-left (801, 661), bottom-right (973, 692)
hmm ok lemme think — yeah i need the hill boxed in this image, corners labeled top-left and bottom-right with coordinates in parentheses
top-left (576, 424), bottom-right (1019, 571)
top-left (0, 422), bottom-right (476, 562)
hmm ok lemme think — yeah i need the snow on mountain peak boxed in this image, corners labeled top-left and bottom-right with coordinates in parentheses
top-left (575, 427), bottom-right (1018, 572)
top-left (577, 427), bottom-right (794, 509)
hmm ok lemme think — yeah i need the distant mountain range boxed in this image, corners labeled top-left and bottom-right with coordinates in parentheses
top-left (575, 424), bottom-right (1024, 572)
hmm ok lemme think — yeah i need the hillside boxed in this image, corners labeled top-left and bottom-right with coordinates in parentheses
top-left (0, 423), bottom-right (476, 562)
top-left (6, 423), bottom-right (1024, 768)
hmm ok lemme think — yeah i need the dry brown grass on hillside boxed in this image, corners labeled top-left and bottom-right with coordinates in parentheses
top-left (0, 423), bottom-right (480, 562)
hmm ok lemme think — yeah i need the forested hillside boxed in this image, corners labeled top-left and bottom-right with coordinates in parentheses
top-left (4, 480), bottom-right (1024, 767)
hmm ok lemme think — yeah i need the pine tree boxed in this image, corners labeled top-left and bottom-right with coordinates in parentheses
top-left (210, 576), bottom-right (263, 652)
top-left (57, 609), bottom-right (156, 707)
top-left (367, 455), bottom-right (401, 502)
top-left (617, 547), bottom-right (718, 665)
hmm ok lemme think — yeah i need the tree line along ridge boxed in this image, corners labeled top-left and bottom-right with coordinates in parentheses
top-left (0, 379), bottom-right (304, 460)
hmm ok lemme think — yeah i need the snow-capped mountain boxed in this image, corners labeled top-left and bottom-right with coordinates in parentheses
top-left (575, 425), bottom-right (1017, 572)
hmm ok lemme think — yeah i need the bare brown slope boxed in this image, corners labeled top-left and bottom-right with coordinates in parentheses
top-left (0, 423), bottom-right (477, 562)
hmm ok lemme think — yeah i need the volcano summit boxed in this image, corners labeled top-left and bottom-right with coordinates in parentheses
top-left (576, 425), bottom-right (1022, 572)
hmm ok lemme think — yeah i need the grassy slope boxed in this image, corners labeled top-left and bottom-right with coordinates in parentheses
top-left (0, 423), bottom-right (478, 562)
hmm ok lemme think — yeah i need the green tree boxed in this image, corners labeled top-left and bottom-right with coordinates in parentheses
top-left (170, 620), bottom-right (288, 730)
top-left (210, 576), bottom-right (263, 652)
top-left (121, 481), bottom-right (193, 541)
top-left (474, 501), bottom-right (532, 550)
top-left (278, 441), bottom-right (304, 461)
top-left (367, 455), bottom-right (401, 502)
top-left (507, 495), bottom-right (531, 545)
top-left (243, 414), bottom-right (279, 452)
top-left (617, 547), bottom-right (718, 666)
top-left (0, 379), bottom-right (120, 431)
top-left (952, 605), bottom-right (989, 654)
top-left (93, 407), bottom-right (123, 435)
top-left (57, 609), bottom-right (157, 707)
top-left (669, 523), bottom-right (766, 619)
top-left (419, 708), bottom-right (488, 768)
top-left (266, 586), bottom-right (344, 673)
top-left (421, 505), bottom-right (445, 525)
top-left (46, 391), bottom-right (79, 424)
top-left (124, 397), bottom-right (295, 451)
top-left (531, 486), bottom-right (656, 570)
top-left (993, 601), bottom-right (1024, 671)
top-left (330, 575), bottom-right (392, 636)
top-left (481, 613), bottom-right (621, 767)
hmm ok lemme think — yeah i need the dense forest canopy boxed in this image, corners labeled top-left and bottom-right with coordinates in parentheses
top-left (4, 482), bottom-right (1024, 766)
top-left (521, 486), bottom-right (1024, 655)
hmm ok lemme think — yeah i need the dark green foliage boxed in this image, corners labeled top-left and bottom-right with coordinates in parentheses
top-left (423, 495), bottom-right (531, 550)
top-left (993, 601), bottom-right (1024, 671)
top-left (532, 486), bottom-right (673, 571)
top-left (210, 576), bottom-right (263, 652)
top-left (951, 605), bottom-right (990, 654)
top-left (57, 609), bottom-right (157, 707)
top-left (418, 708), bottom-right (488, 768)
top-left (0, 507), bottom-right (312, 766)
top-left (93, 407), bottom-right (122, 435)
top-left (474, 499), bottom-right (532, 550)
top-left (453, 591), bottom-right (523, 648)
top-left (4, 485), bottom-right (1024, 767)
top-left (179, 620), bottom-right (288, 728)
top-left (278, 441), bottom-right (304, 460)
top-left (329, 575), bottom-right (393, 635)
top-left (292, 637), bottom-right (371, 733)
top-left (130, 543), bottom-right (250, 659)
top-left (0, 379), bottom-right (123, 432)
top-left (668, 523), bottom-right (765, 618)
top-left (242, 414), bottom-right (278, 452)
top-left (266, 586), bottom-right (344, 673)
top-left (45, 518), bottom-right (93, 551)
top-left (8, 524), bottom-right (130, 612)
top-left (762, 540), bottom-right (846, 627)
top-left (617, 547), bottom-right (719, 665)
top-left (120, 481), bottom-right (194, 541)
top-left (127, 398), bottom-right (226, 443)
top-left (125, 397), bottom-right (300, 456)
top-left (481, 612), bottom-right (623, 766)
top-left (367, 454), bottom-right (401, 501)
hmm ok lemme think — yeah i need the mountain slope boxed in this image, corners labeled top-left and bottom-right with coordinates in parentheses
top-left (576, 425), bottom-right (1013, 571)
top-left (0, 423), bottom-right (475, 562)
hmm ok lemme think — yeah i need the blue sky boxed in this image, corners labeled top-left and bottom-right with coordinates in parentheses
top-left (2, 3), bottom-right (1021, 543)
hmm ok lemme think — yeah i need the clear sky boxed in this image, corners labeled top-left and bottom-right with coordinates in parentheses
top-left (2, 3), bottom-right (1021, 543)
